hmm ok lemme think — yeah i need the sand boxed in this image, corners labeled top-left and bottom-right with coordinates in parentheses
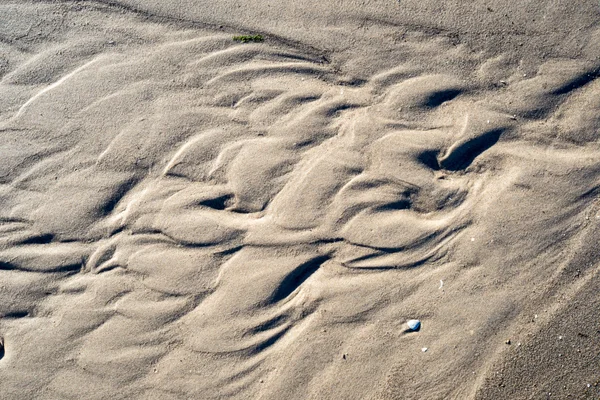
top-left (0, 1), bottom-right (599, 399)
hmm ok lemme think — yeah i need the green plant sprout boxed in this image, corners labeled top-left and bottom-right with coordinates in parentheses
top-left (233, 35), bottom-right (264, 43)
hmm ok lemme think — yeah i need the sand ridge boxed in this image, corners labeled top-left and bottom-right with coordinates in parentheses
top-left (0, 1), bottom-right (600, 399)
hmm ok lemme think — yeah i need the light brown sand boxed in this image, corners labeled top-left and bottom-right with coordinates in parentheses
top-left (0, 1), bottom-right (599, 399)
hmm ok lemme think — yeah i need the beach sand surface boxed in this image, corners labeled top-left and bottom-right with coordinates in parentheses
top-left (0, 1), bottom-right (599, 399)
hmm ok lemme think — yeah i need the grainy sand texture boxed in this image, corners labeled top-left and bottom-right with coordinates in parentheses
top-left (1, 1), bottom-right (600, 399)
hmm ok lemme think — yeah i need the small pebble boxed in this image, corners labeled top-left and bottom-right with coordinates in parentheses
top-left (407, 319), bottom-right (421, 331)
top-left (505, 339), bottom-right (511, 345)
top-left (421, 347), bottom-right (428, 352)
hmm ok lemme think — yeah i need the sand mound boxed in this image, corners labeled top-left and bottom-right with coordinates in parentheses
top-left (1, 1), bottom-right (599, 399)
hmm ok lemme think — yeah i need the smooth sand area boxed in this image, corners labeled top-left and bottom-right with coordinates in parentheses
top-left (1, 1), bottom-right (599, 399)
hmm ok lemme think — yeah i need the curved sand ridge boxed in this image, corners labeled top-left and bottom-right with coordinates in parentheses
top-left (1, 3), bottom-right (600, 399)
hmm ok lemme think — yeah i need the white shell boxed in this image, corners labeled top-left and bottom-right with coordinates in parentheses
top-left (407, 319), bottom-right (421, 331)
